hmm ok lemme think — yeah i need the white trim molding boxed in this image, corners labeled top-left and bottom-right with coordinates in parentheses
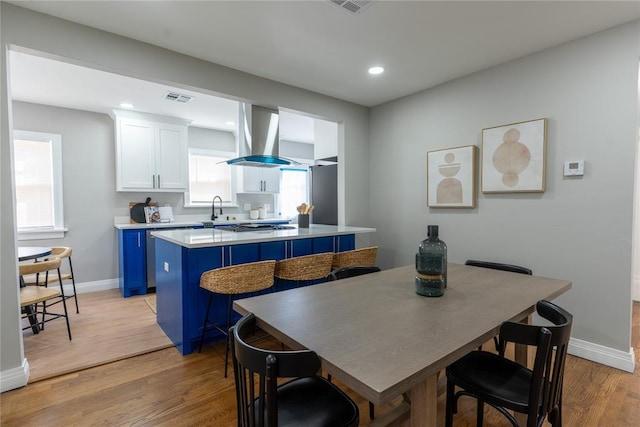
top-left (0, 358), bottom-right (29, 393)
top-left (568, 337), bottom-right (636, 373)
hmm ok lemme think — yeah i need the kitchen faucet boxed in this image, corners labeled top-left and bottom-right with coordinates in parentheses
top-left (211, 196), bottom-right (223, 221)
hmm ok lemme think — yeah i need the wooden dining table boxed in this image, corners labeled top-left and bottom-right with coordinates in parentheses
top-left (234, 262), bottom-right (572, 427)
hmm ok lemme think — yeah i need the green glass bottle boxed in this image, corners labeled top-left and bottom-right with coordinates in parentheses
top-left (415, 225), bottom-right (447, 297)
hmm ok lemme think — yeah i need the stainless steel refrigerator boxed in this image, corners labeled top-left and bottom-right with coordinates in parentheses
top-left (309, 164), bottom-right (337, 225)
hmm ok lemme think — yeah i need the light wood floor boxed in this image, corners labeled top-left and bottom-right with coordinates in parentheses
top-left (21, 288), bottom-right (172, 383)
top-left (2, 298), bottom-right (639, 426)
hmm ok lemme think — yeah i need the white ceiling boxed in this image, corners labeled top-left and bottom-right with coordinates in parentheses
top-left (7, 1), bottom-right (640, 137)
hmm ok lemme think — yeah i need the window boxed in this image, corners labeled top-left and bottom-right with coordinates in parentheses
top-left (13, 130), bottom-right (65, 240)
top-left (185, 148), bottom-right (237, 206)
top-left (279, 168), bottom-right (308, 219)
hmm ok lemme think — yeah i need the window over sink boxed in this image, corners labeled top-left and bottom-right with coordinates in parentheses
top-left (184, 148), bottom-right (237, 207)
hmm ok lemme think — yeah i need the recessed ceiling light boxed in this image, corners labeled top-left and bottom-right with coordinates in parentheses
top-left (368, 66), bottom-right (384, 75)
top-left (225, 121), bottom-right (236, 126)
top-left (119, 102), bottom-right (134, 109)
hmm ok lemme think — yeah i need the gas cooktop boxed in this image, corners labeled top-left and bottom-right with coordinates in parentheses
top-left (202, 222), bottom-right (295, 232)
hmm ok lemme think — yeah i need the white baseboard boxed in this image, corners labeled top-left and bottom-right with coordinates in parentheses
top-left (0, 358), bottom-right (29, 393)
top-left (568, 337), bottom-right (636, 373)
top-left (48, 278), bottom-right (119, 296)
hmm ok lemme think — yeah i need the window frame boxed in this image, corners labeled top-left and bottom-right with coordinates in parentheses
top-left (183, 147), bottom-right (238, 208)
top-left (13, 129), bottom-right (66, 240)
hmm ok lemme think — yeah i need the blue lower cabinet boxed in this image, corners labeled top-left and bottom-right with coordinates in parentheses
top-left (118, 229), bottom-right (147, 297)
top-left (260, 241), bottom-right (286, 261)
top-left (156, 233), bottom-right (358, 355)
top-left (228, 243), bottom-right (260, 265)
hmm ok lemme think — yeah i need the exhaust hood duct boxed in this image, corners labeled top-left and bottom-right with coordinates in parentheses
top-left (227, 104), bottom-right (298, 167)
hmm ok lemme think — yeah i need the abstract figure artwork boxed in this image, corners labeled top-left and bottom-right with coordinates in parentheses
top-left (481, 118), bottom-right (547, 193)
top-left (427, 145), bottom-right (477, 208)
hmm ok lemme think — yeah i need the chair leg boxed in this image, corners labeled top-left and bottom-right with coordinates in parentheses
top-left (476, 398), bottom-right (484, 427)
top-left (369, 402), bottom-right (375, 420)
top-left (223, 295), bottom-right (233, 378)
top-left (445, 380), bottom-right (455, 427)
top-left (68, 257), bottom-right (79, 314)
top-left (198, 294), bottom-right (214, 353)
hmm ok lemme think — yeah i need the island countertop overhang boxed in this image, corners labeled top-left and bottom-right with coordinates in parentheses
top-left (151, 224), bottom-right (376, 249)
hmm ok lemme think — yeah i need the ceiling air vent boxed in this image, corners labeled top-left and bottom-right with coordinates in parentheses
top-left (329, 0), bottom-right (375, 15)
top-left (165, 91), bottom-right (193, 103)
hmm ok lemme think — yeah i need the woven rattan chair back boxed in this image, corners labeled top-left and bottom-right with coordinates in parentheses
top-left (331, 246), bottom-right (378, 270)
top-left (274, 253), bottom-right (334, 282)
top-left (200, 260), bottom-right (276, 295)
top-left (198, 260), bottom-right (276, 377)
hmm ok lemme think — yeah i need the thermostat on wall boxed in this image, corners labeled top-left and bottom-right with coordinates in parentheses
top-left (563, 160), bottom-right (584, 176)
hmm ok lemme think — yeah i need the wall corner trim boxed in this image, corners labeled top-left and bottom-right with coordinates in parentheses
top-left (0, 358), bottom-right (29, 393)
top-left (568, 337), bottom-right (635, 373)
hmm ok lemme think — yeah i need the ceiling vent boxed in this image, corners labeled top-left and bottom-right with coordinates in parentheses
top-left (328, 0), bottom-right (375, 15)
top-left (165, 91), bottom-right (193, 103)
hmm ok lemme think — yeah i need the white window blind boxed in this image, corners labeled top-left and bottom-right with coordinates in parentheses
top-left (13, 130), bottom-right (65, 239)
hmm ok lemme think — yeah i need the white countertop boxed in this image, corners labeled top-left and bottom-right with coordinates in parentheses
top-left (114, 218), bottom-right (290, 230)
top-left (151, 224), bottom-right (376, 249)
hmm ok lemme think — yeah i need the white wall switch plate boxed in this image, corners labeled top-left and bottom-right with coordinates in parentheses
top-left (244, 203), bottom-right (251, 211)
top-left (563, 160), bottom-right (584, 176)
top-left (163, 262), bottom-right (169, 272)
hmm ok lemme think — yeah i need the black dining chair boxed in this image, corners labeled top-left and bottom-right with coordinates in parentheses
top-left (445, 300), bottom-right (573, 427)
top-left (231, 313), bottom-right (359, 427)
top-left (465, 259), bottom-right (532, 350)
top-left (326, 264), bottom-right (380, 420)
top-left (327, 265), bottom-right (381, 281)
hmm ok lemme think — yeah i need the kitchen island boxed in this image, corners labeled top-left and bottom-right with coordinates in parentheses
top-left (151, 224), bottom-right (376, 354)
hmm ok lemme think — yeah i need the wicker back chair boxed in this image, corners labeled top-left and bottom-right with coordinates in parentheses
top-left (331, 246), bottom-right (378, 270)
top-left (274, 253), bottom-right (334, 287)
top-left (22, 246), bottom-right (79, 314)
top-left (198, 260), bottom-right (276, 377)
top-left (19, 258), bottom-right (72, 340)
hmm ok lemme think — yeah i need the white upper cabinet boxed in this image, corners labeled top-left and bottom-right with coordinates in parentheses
top-left (241, 167), bottom-right (281, 193)
top-left (113, 110), bottom-right (190, 192)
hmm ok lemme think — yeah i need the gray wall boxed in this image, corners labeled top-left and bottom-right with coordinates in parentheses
top-left (12, 102), bottom-right (119, 283)
top-left (369, 21), bottom-right (640, 354)
top-left (0, 3), bottom-right (370, 390)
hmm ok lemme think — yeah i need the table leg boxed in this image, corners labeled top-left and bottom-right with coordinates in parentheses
top-left (410, 373), bottom-right (438, 427)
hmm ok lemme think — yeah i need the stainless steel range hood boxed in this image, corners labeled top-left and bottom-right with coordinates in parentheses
top-left (227, 103), bottom-right (298, 167)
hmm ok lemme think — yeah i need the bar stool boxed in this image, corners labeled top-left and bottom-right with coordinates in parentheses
top-left (198, 260), bottom-right (276, 377)
top-left (274, 252), bottom-right (334, 288)
top-left (19, 258), bottom-right (72, 340)
top-left (22, 246), bottom-right (79, 314)
top-left (331, 246), bottom-right (378, 270)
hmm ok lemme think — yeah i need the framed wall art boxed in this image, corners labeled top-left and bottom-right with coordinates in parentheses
top-left (481, 118), bottom-right (547, 193)
top-left (427, 145), bottom-right (477, 208)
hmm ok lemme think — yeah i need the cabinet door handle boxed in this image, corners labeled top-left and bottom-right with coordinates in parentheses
top-left (138, 232), bottom-right (141, 247)
top-left (153, 174), bottom-right (156, 189)
top-left (158, 175), bottom-right (160, 188)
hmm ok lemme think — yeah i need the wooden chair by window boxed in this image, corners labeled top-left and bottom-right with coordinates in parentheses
top-left (198, 260), bottom-right (276, 377)
top-left (19, 258), bottom-right (72, 340)
top-left (331, 246), bottom-right (378, 270)
top-left (22, 246), bottom-right (79, 314)
top-left (274, 252), bottom-right (334, 288)
top-left (231, 313), bottom-right (359, 427)
top-left (445, 300), bottom-right (573, 427)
